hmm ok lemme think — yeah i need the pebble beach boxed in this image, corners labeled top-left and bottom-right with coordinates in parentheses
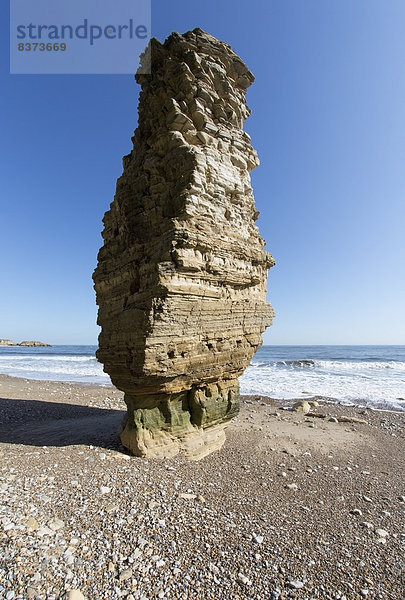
top-left (0, 374), bottom-right (404, 600)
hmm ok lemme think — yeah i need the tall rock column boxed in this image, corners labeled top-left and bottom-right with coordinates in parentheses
top-left (93, 29), bottom-right (275, 459)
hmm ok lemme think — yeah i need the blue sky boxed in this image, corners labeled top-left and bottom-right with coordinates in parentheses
top-left (1, 0), bottom-right (404, 345)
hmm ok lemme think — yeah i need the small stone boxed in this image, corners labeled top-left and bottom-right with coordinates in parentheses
top-left (360, 590), bottom-right (369, 597)
top-left (288, 581), bottom-right (304, 589)
top-left (293, 401), bottom-right (311, 413)
top-left (329, 417), bottom-right (338, 423)
top-left (65, 591), bottom-right (85, 600)
top-left (178, 493), bottom-right (197, 500)
top-left (48, 518), bottom-right (65, 531)
top-left (237, 572), bottom-right (252, 586)
top-left (119, 569), bottom-right (133, 582)
top-left (360, 522), bottom-right (374, 530)
top-left (350, 509), bottom-right (362, 516)
top-left (375, 528), bottom-right (388, 538)
top-left (197, 495), bottom-right (205, 503)
top-left (99, 453), bottom-right (107, 460)
top-left (100, 486), bottom-right (111, 495)
top-left (363, 495), bottom-right (372, 503)
top-left (285, 483), bottom-right (298, 491)
top-left (25, 517), bottom-right (39, 532)
top-left (36, 525), bottom-right (55, 537)
top-left (338, 416), bottom-right (368, 425)
top-left (253, 534), bottom-right (264, 544)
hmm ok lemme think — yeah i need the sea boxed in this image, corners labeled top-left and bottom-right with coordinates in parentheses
top-left (0, 345), bottom-right (404, 412)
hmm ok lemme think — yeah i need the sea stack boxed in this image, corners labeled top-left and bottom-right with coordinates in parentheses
top-left (93, 29), bottom-right (275, 459)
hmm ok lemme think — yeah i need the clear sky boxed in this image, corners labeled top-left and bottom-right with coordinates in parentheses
top-left (1, 1), bottom-right (404, 345)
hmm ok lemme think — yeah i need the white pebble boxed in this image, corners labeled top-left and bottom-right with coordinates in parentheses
top-left (119, 568), bottom-right (133, 582)
top-left (375, 528), bottom-right (388, 538)
top-left (65, 591), bottom-right (85, 600)
top-left (48, 518), bottom-right (65, 531)
top-left (289, 581), bottom-right (304, 589)
top-left (253, 534), bottom-right (264, 544)
top-left (237, 572), bottom-right (252, 586)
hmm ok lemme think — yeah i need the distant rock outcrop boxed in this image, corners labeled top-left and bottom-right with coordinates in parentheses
top-left (18, 341), bottom-right (51, 347)
top-left (0, 339), bottom-right (16, 346)
top-left (93, 29), bottom-right (275, 459)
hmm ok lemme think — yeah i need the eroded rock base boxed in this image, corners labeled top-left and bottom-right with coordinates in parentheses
top-left (120, 381), bottom-right (239, 459)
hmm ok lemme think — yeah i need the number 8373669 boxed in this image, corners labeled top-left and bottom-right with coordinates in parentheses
top-left (18, 42), bottom-right (67, 51)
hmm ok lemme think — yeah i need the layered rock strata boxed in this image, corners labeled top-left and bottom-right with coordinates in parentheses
top-left (93, 29), bottom-right (275, 459)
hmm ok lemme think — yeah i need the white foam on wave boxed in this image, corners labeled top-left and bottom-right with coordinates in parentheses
top-left (0, 355), bottom-right (110, 384)
top-left (253, 359), bottom-right (405, 372)
top-left (0, 355), bottom-right (97, 363)
top-left (241, 359), bottom-right (405, 411)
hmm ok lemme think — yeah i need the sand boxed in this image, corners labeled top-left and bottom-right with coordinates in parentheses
top-left (0, 374), bottom-right (404, 600)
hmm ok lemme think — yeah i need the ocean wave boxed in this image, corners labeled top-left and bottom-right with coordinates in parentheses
top-left (0, 355), bottom-right (97, 363)
top-left (1, 363), bottom-right (103, 376)
top-left (250, 359), bottom-right (405, 372)
top-left (240, 361), bottom-right (405, 412)
top-left (279, 359), bottom-right (315, 368)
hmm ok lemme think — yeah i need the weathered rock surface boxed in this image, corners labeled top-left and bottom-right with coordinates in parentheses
top-left (93, 28), bottom-right (275, 459)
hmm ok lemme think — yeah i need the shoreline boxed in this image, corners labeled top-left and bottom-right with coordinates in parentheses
top-left (0, 375), bottom-right (404, 599)
top-left (1, 372), bottom-right (404, 414)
